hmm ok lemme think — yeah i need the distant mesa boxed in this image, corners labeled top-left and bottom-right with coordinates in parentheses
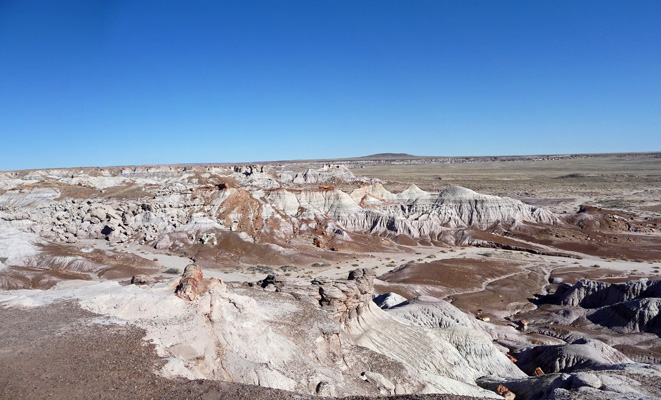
top-left (355, 153), bottom-right (418, 160)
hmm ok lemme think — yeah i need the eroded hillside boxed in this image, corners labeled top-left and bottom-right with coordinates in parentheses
top-left (1, 156), bottom-right (660, 399)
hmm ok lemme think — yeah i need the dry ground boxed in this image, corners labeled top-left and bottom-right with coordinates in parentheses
top-left (2, 154), bottom-right (660, 398)
top-left (0, 301), bottom-right (481, 400)
top-left (352, 155), bottom-right (661, 216)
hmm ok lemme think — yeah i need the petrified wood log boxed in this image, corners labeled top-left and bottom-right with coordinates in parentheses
top-left (175, 264), bottom-right (204, 301)
top-left (175, 264), bottom-right (222, 301)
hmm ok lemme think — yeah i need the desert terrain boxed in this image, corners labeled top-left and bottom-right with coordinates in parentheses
top-left (1, 152), bottom-right (660, 400)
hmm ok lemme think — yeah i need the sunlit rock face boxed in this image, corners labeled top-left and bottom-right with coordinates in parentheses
top-left (0, 161), bottom-right (557, 253)
top-left (1, 268), bottom-right (520, 398)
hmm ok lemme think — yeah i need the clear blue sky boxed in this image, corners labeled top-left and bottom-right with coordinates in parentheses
top-left (1, 1), bottom-right (659, 170)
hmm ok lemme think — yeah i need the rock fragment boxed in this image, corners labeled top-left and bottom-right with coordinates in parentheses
top-left (496, 384), bottom-right (516, 399)
top-left (570, 372), bottom-right (602, 389)
top-left (175, 264), bottom-right (221, 301)
top-left (131, 274), bottom-right (154, 285)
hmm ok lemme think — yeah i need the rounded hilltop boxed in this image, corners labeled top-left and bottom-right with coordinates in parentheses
top-left (356, 153), bottom-right (419, 160)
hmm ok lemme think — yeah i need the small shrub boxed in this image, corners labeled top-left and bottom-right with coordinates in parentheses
top-left (311, 262), bottom-right (330, 268)
top-left (247, 265), bottom-right (274, 274)
top-left (164, 268), bottom-right (181, 274)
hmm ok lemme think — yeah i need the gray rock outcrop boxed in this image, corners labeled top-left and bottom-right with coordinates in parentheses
top-left (373, 292), bottom-right (407, 309)
top-left (512, 338), bottom-right (632, 374)
top-left (285, 164), bottom-right (358, 184)
top-left (477, 364), bottom-right (661, 400)
top-left (551, 278), bottom-right (661, 308)
top-left (542, 278), bottom-right (661, 335)
top-left (587, 298), bottom-right (661, 334)
top-left (0, 163), bottom-right (559, 259)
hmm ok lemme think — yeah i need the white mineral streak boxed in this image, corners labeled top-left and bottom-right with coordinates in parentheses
top-left (0, 163), bottom-right (557, 254)
top-left (0, 271), bottom-right (516, 398)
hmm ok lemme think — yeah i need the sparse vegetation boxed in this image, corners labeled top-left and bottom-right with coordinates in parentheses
top-left (247, 265), bottom-right (274, 274)
top-left (311, 262), bottom-right (330, 268)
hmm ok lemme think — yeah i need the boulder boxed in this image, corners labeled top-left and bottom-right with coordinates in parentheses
top-left (373, 292), bottom-right (407, 310)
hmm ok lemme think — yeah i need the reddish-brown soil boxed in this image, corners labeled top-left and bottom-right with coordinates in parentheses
top-left (467, 229), bottom-right (578, 258)
top-left (169, 230), bottom-right (351, 269)
top-left (450, 264), bottom-right (548, 318)
top-left (26, 181), bottom-right (154, 201)
top-left (164, 229), bottom-right (411, 270)
top-left (0, 243), bottom-right (160, 290)
top-left (502, 210), bottom-right (661, 261)
top-left (614, 342), bottom-right (661, 365)
top-left (0, 266), bottom-right (92, 290)
top-left (377, 258), bottom-right (524, 300)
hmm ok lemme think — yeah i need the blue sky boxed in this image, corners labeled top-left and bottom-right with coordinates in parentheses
top-left (1, 1), bottom-right (659, 170)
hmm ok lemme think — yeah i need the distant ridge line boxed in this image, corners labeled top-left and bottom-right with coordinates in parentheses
top-left (266, 151), bottom-right (661, 164)
top-left (2, 151), bottom-right (659, 173)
